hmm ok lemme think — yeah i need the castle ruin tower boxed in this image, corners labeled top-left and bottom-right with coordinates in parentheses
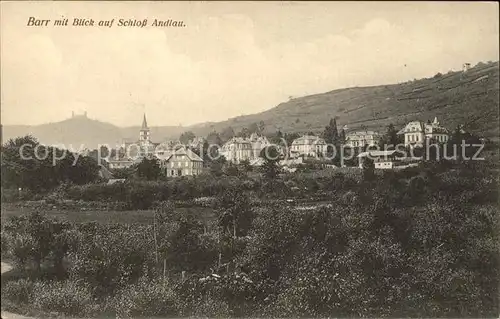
top-left (462, 63), bottom-right (471, 72)
top-left (139, 113), bottom-right (150, 145)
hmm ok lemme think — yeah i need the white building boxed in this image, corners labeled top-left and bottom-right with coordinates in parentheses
top-left (397, 117), bottom-right (449, 147)
top-left (107, 158), bottom-right (139, 169)
top-left (345, 131), bottom-right (381, 147)
top-left (357, 150), bottom-right (401, 169)
top-left (220, 133), bottom-right (272, 164)
top-left (161, 146), bottom-right (204, 177)
top-left (290, 135), bottom-right (327, 157)
top-left (220, 137), bottom-right (253, 164)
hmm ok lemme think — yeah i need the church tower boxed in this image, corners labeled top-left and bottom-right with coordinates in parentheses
top-left (139, 113), bottom-right (150, 145)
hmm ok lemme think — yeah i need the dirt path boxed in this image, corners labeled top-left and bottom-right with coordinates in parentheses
top-left (1, 262), bottom-right (33, 319)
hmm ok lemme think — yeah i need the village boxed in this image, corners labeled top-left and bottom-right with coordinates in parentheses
top-left (104, 111), bottom-right (462, 176)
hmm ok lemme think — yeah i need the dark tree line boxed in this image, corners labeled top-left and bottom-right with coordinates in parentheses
top-left (1, 135), bottom-right (100, 192)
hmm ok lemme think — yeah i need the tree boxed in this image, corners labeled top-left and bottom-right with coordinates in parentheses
top-left (210, 156), bottom-right (226, 177)
top-left (223, 162), bottom-right (240, 177)
top-left (257, 121), bottom-right (266, 134)
top-left (111, 167), bottom-right (135, 179)
top-left (339, 128), bottom-right (346, 144)
top-left (206, 131), bottom-right (223, 146)
top-left (221, 127), bottom-right (236, 143)
top-left (362, 156), bottom-right (375, 181)
top-left (166, 214), bottom-right (216, 272)
top-left (237, 127), bottom-right (250, 138)
top-left (322, 118), bottom-right (339, 145)
top-left (1, 135), bottom-right (40, 190)
top-left (216, 188), bottom-right (253, 238)
top-left (179, 131), bottom-right (196, 145)
top-left (1, 135), bottom-right (99, 191)
top-left (248, 123), bottom-right (259, 135)
top-left (260, 145), bottom-right (281, 180)
top-left (284, 132), bottom-right (301, 149)
top-left (240, 159), bottom-right (253, 172)
top-left (380, 124), bottom-right (402, 149)
top-left (137, 157), bottom-right (161, 180)
top-left (269, 130), bottom-right (284, 145)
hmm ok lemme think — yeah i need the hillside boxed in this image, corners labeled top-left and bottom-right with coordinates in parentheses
top-left (2, 61), bottom-right (499, 148)
top-left (186, 61), bottom-right (499, 139)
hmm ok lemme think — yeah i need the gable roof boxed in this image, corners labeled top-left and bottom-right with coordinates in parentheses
top-left (346, 130), bottom-right (379, 137)
top-left (163, 146), bottom-right (203, 162)
top-left (292, 135), bottom-right (326, 145)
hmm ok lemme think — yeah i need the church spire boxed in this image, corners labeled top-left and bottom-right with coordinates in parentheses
top-left (141, 113), bottom-right (149, 130)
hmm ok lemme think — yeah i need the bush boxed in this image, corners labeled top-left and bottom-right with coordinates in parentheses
top-left (112, 278), bottom-right (179, 318)
top-left (1, 188), bottom-right (20, 203)
top-left (68, 225), bottom-right (155, 296)
top-left (31, 280), bottom-right (94, 316)
top-left (2, 279), bottom-right (35, 304)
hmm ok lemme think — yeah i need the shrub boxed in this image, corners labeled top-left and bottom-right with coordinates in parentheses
top-left (68, 224), bottom-right (155, 296)
top-left (31, 280), bottom-right (94, 316)
top-left (2, 279), bottom-right (35, 304)
top-left (112, 278), bottom-right (179, 318)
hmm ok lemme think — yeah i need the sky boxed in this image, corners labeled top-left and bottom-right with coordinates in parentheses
top-left (1, 1), bottom-right (499, 127)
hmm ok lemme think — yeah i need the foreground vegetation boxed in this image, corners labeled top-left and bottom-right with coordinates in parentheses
top-left (1, 161), bottom-right (499, 318)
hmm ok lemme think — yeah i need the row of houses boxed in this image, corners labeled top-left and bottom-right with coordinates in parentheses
top-left (106, 114), bottom-right (452, 174)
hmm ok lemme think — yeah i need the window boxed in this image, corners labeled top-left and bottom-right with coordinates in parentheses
top-left (178, 169), bottom-right (182, 176)
top-left (171, 162), bottom-right (174, 168)
top-left (185, 169), bottom-right (189, 175)
top-left (177, 162), bottom-right (181, 167)
top-left (185, 161), bottom-right (188, 167)
top-left (171, 170), bottom-right (174, 176)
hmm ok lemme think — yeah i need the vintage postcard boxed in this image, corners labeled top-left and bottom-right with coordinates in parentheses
top-left (1, 1), bottom-right (499, 318)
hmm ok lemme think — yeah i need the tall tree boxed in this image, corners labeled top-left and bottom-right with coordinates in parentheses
top-left (220, 126), bottom-right (235, 143)
top-left (260, 145), bottom-right (281, 180)
top-left (248, 123), bottom-right (259, 135)
top-left (137, 157), bottom-right (161, 180)
top-left (270, 130), bottom-right (284, 145)
top-left (206, 131), bottom-right (223, 146)
top-left (322, 118), bottom-right (339, 144)
top-left (179, 131), bottom-right (196, 145)
top-left (257, 120), bottom-right (266, 134)
top-left (339, 128), bottom-right (346, 144)
top-left (237, 127), bottom-right (250, 138)
top-left (380, 123), bottom-right (402, 149)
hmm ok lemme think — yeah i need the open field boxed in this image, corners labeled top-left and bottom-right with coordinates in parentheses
top-left (1, 205), bottom-right (215, 225)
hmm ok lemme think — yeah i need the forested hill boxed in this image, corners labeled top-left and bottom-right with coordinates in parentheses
top-left (2, 61), bottom-right (499, 148)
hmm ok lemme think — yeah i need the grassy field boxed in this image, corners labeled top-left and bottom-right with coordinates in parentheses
top-left (1, 205), bottom-right (215, 225)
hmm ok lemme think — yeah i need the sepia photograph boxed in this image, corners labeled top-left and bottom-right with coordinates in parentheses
top-left (1, 1), bottom-right (499, 318)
